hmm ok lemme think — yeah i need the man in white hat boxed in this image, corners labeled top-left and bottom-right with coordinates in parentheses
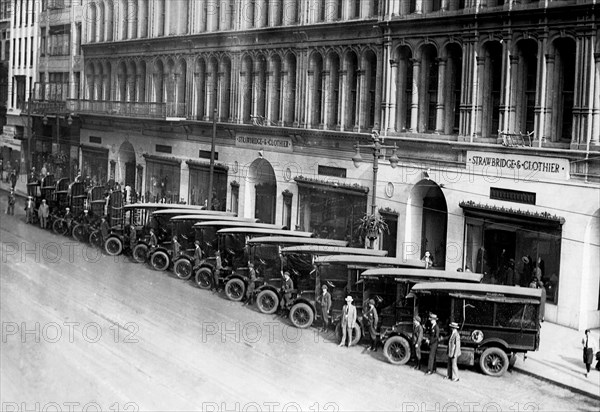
top-left (339, 295), bottom-right (357, 347)
top-left (38, 199), bottom-right (49, 229)
top-left (426, 313), bottom-right (440, 375)
top-left (25, 196), bottom-right (35, 224)
top-left (447, 322), bottom-right (461, 382)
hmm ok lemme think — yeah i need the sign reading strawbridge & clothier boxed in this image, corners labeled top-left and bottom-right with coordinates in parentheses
top-left (235, 134), bottom-right (293, 153)
top-left (466, 151), bottom-right (570, 181)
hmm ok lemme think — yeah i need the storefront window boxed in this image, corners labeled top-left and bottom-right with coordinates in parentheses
top-left (464, 216), bottom-right (561, 304)
top-left (188, 163), bottom-right (227, 210)
top-left (145, 158), bottom-right (181, 203)
top-left (81, 146), bottom-right (108, 186)
top-left (297, 183), bottom-right (367, 246)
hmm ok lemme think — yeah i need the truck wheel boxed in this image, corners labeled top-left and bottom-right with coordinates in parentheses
top-left (174, 259), bottom-right (193, 280)
top-left (479, 347), bottom-right (509, 377)
top-left (132, 244), bottom-right (148, 263)
top-left (89, 231), bottom-right (102, 248)
top-left (256, 290), bottom-right (280, 314)
top-left (383, 336), bottom-right (412, 365)
top-left (151, 250), bottom-right (170, 271)
top-left (335, 322), bottom-right (362, 346)
top-left (225, 278), bottom-right (245, 301)
top-left (289, 303), bottom-right (314, 329)
top-left (53, 219), bottom-right (68, 235)
top-left (72, 224), bottom-right (86, 242)
top-left (195, 268), bottom-right (213, 289)
top-left (104, 237), bottom-right (123, 256)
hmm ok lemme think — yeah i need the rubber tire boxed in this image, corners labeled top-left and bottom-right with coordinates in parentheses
top-left (53, 219), bottom-right (68, 235)
top-left (479, 347), bottom-right (510, 377)
top-left (382, 335), bottom-right (412, 365)
top-left (104, 237), bottom-right (123, 256)
top-left (195, 268), bottom-right (214, 289)
top-left (72, 224), bottom-right (86, 242)
top-left (256, 290), bottom-right (280, 314)
top-left (151, 250), bottom-right (170, 271)
top-left (89, 231), bottom-right (102, 248)
top-left (132, 244), bottom-right (149, 263)
top-left (174, 259), bottom-right (193, 280)
top-left (335, 322), bottom-right (362, 346)
top-left (289, 303), bottom-right (314, 329)
top-left (225, 278), bottom-right (245, 301)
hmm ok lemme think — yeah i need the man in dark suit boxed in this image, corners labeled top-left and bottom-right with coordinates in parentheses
top-left (412, 315), bottom-right (424, 370)
top-left (426, 313), bottom-right (440, 375)
top-left (318, 284), bottom-right (332, 332)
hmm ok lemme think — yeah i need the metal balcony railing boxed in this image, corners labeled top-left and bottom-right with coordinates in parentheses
top-left (66, 99), bottom-right (188, 120)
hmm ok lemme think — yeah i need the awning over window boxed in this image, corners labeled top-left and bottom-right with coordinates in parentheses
top-left (186, 159), bottom-right (228, 172)
top-left (295, 176), bottom-right (369, 196)
top-left (143, 153), bottom-right (181, 165)
top-left (80, 144), bottom-right (108, 155)
top-left (459, 200), bottom-right (565, 228)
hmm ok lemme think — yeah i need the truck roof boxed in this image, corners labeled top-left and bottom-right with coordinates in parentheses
top-left (172, 215), bottom-right (256, 222)
top-left (194, 221), bottom-right (282, 229)
top-left (411, 282), bottom-right (543, 301)
top-left (361, 268), bottom-right (482, 283)
top-left (217, 227), bottom-right (314, 237)
top-left (248, 236), bottom-right (348, 247)
top-left (123, 203), bottom-right (211, 211)
top-left (281, 245), bottom-right (388, 256)
top-left (314, 255), bottom-right (425, 268)
top-left (151, 208), bottom-right (232, 216)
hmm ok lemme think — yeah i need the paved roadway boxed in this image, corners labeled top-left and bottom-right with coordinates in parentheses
top-left (1, 196), bottom-right (597, 412)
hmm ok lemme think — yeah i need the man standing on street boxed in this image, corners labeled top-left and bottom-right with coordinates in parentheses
top-left (25, 196), bottom-right (35, 223)
top-left (38, 199), bottom-right (49, 229)
top-left (339, 296), bottom-right (357, 347)
top-left (447, 322), bottom-right (461, 382)
top-left (363, 299), bottom-right (379, 351)
top-left (100, 216), bottom-right (111, 244)
top-left (318, 284), bottom-right (332, 332)
top-left (426, 314), bottom-right (440, 375)
top-left (280, 271), bottom-right (294, 313)
top-left (412, 315), bottom-right (424, 370)
top-left (6, 189), bottom-right (15, 215)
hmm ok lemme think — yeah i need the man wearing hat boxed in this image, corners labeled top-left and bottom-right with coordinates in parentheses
top-left (64, 208), bottom-right (73, 232)
top-left (280, 271), bottom-right (294, 312)
top-left (6, 189), bottom-right (15, 215)
top-left (447, 322), bottom-right (461, 382)
top-left (25, 196), bottom-right (35, 224)
top-left (412, 315), bottom-right (424, 370)
top-left (38, 199), bottom-right (50, 229)
top-left (339, 296), bottom-right (357, 347)
top-left (426, 313), bottom-right (440, 375)
top-left (317, 284), bottom-right (332, 332)
top-left (363, 298), bottom-right (379, 351)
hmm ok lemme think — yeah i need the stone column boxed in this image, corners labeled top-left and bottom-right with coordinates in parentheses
top-left (256, 0), bottom-right (268, 28)
top-left (387, 59), bottom-right (398, 133)
top-left (409, 59), bottom-right (421, 132)
top-left (591, 53), bottom-right (600, 146)
top-left (542, 53), bottom-right (555, 142)
top-left (472, 56), bottom-right (485, 137)
top-left (435, 58), bottom-right (448, 134)
top-left (374, 49), bottom-right (384, 130)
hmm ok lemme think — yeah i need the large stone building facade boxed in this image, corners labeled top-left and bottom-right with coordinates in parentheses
top-left (64, 0), bottom-right (599, 330)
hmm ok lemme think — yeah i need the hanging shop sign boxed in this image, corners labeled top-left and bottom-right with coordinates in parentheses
top-left (235, 134), bottom-right (293, 153)
top-left (466, 151), bottom-right (570, 181)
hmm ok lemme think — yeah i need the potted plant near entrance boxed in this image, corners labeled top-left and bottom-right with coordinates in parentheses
top-left (357, 213), bottom-right (389, 249)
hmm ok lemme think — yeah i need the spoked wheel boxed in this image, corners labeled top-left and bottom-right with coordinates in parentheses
top-left (52, 219), bottom-right (68, 235)
top-left (195, 268), bottom-right (213, 289)
top-left (132, 244), bottom-right (149, 263)
top-left (89, 231), bottom-right (103, 248)
top-left (225, 278), bottom-right (245, 301)
top-left (150, 250), bottom-right (170, 271)
top-left (104, 237), bottom-right (123, 256)
top-left (382, 335), bottom-right (412, 365)
top-left (289, 303), bottom-right (314, 329)
top-left (174, 259), bottom-right (193, 280)
top-left (72, 224), bottom-right (87, 242)
top-left (256, 290), bottom-right (280, 314)
top-left (479, 347), bottom-right (509, 377)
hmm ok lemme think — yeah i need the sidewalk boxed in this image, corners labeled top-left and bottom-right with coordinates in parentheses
top-left (512, 321), bottom-right (600, 400)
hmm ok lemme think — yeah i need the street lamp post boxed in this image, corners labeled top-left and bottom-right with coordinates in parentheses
top-left (352, 130), bottom-right (400, 215)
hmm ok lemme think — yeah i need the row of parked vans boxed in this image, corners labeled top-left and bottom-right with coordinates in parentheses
top-left (27, 177), bottom-right (543, 377)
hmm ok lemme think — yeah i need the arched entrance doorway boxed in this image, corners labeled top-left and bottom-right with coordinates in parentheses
top-left (247, 158), bottom-right (276, 224)
top-left (117, 141), bottom-right (136, 188)
top-left (405, 179), bottom-right (448, 267)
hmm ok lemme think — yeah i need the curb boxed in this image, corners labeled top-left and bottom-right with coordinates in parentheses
top-left (512, 366), bottom-right (600, 401)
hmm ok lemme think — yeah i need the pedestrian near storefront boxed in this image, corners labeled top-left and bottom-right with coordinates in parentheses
top-left (363, 299), bottom-right (379, 351)
top-left (192, 240), bottom-right (203, 269)
top-left (100, 216), bottom-right (111, 243)
top-left (412, 315), bottom-right (424, 370)
top-left (582, 329), bottom-right (596, 377)
top-left (129, 225), bottom-right (137, 251)
top-left (148, 228), bottom-right (158, 249)
top-left (244, 261), bottom-right (257, 306)
top-left (318, 284), bottom-right (332, 332)
top-left (339, 296), bottom-right (357, 348)
top-left (38, 199), bottom-right (49, 229)
top-left (10, 169), bottom-right (17, 190)
top-left (446, 322), bottom-right (461, 382)
top-left (212, 250), bottom-right (223, 292)
top-left (426, 314), bottom-right (440, 375)
top-left (280, 271), bottom-right (294, 312)
top-left (6, 189), bottom-right (15, 215)
top-left (24, 196), bottom-right (34, 223)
